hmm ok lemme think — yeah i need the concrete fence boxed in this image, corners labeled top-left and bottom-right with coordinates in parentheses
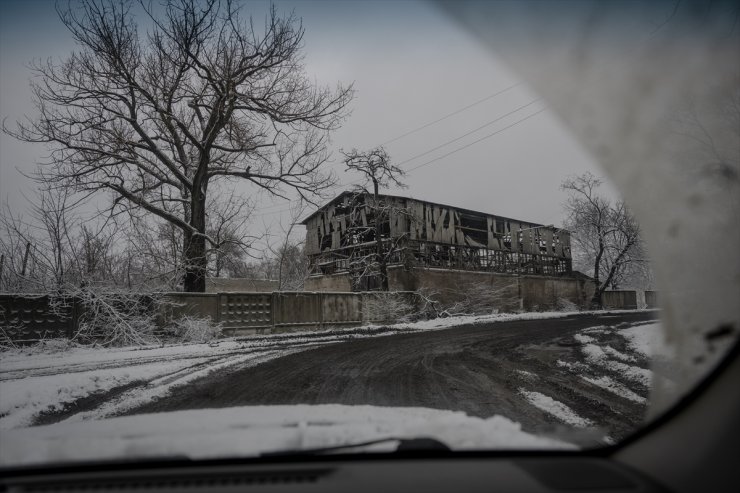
top-left (1, 287), bottom-right (657, 344)
top-left (162, 291), bottom-right (417, 336)
top-left (0, 294), bottom-right (77, 344)
top-left (601, 290), bottom-right (639, 310)
top-left (645, 290), bottom-right (658, 309)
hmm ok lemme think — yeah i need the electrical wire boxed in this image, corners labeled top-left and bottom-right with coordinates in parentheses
top-left (379, 81), bottom-right (522, 146)
top-left (405, 107), bottom-right (547, 173)
top-left (394, 98), bottom-right (541, 168)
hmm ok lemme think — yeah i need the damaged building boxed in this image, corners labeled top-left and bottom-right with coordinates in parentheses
top-left (301, 192), bottom-right (592, 308)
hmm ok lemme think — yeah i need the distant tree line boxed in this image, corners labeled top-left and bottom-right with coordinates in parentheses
top-left (0, 186), bottom-right (307, 293)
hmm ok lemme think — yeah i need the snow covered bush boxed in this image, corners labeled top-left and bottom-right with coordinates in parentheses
top-left (436, 280), bottom-right (519, 317)
top-left (363, 293), bottom-right (416, 324)
top-left (16, 338), bottom-right (82, 355)
top-left (165, 316), bottom-right (223, 343)
top-left (50, 288), bottom-right (161, 347)
top-left (0, 324), bottom-right (20, 350)
top-left (556, 298), bottom-right (580, 312)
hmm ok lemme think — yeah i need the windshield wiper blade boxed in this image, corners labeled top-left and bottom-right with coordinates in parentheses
top-left (261, 437), bottom-right (451, 457)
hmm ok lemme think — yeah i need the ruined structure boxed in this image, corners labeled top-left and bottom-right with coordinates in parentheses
top-left (302, 191), bottom-right (574, 294)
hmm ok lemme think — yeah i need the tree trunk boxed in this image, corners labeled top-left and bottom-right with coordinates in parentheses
top-left (590, 237), bottom-right (604, 308)
top-left (183, 194), bottom-right (207, 292)
top-left (591, 287), bottom-right (604, 309)
top-left (20, 241), bottom-right (31, 277)
top-left (373, 180), bottom-right (389, 291)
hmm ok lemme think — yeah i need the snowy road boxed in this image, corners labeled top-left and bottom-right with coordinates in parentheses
top-left (119, 311), bottom-right (663, 445)
top-left (1, 310), bottom-right (671, 464)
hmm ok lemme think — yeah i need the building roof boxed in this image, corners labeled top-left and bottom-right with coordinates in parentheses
top-left (300, 190), bottom-right (564, 231)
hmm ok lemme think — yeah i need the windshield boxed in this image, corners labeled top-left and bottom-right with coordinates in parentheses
top-left (0, 0), bottom-right (738, 467)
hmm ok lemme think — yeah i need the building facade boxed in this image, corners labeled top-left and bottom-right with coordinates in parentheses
top-left (302, 192), bottom-right (573, 292)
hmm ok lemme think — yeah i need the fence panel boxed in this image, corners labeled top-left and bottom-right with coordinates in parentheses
top-left (218, 293), bottom-right (272, 334)
top-left (602, 290), bottom-right (638, 309)
top-left (0, 294), bottom-right (75, 345)
top-left (272, 292), bottom-right (322, 330)
top-left (644, 290), bottom-right (658, 309)
top-left (321, 292), bottom-right (362, 327)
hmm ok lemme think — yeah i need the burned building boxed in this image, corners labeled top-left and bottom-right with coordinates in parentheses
top-left (301, 191), bottom-right (573, 293)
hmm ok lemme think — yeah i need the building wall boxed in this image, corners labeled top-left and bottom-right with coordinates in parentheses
top-left (306, 266), bottom-right (595, 311)
top-left (304, 192), bottom-right (572, 259)
top-left (304, 273), bottom-right (353, 292)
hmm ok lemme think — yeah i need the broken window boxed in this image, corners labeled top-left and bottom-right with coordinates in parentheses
top-left (537, 231), bottom-right (548, 254)
top-left (320, 228), bottom-right (331, 251)
top-left (458, 212), bottom-right (488, 246)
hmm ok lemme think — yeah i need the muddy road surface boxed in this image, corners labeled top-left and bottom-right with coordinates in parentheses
top-left (123, 311), bottom-right (660, 443)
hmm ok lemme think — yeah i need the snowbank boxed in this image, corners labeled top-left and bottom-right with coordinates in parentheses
top-left (518, 390), bottom-right (593, 427)
top-left (619, 322), bottom-right (675, 359)
top-left (0, 404), bottom-right (575, 466)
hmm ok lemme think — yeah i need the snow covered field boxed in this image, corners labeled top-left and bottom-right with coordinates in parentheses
top-left (0, 310), bottom-right (665, 466)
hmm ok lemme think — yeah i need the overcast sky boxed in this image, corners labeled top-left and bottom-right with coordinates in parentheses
top-left (0, 0), bottom-right (616, 247)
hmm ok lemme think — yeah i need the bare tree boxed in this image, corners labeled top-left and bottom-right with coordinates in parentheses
top-left (206, 191), bottom-right (256, 278)
top-left (0, 208), bottom-right (40, 292)
top-left (0, 187), bottom-right (80, 291)
top-left (265, 198), bottom-right (309, 290)
top-left (561, 173), bottom-right (644, 308)
top-left (5, 0), bottom-right (354, 292)
top-left (342, 147), bottom-right (406, 291)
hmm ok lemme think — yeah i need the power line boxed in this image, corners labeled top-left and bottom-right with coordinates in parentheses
top-left (334, 105), bottom-right (546, 193)
top-left (394, 98), bottom-right (541, 168)
top-left (379, 81), bottom-right (522, 146)
top-left (406, 108), bottom-right (547, 173)
top-left (253, 85), bottom-right (532, 214)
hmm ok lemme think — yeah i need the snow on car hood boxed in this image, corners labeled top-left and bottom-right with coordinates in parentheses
top-left (0, 404), bottom-right (575, 466)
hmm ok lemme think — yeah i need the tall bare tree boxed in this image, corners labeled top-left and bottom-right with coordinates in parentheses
top-left (342, 147), bottom-right (406, 291)
top-left (561, 173), bottom-right (644, 308)
top-left (5, 0), bottom-right (354, 292)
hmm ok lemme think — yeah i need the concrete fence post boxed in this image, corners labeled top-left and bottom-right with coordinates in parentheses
top-left (318, 291), bottom-right (324, 330)
top-left (270, 291), bottom-right (275, 329)
top-left (271, 291), bottom-right (278, 329)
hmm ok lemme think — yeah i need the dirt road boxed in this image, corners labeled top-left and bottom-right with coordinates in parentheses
top-left (124, 311), bottom-right (659, 443)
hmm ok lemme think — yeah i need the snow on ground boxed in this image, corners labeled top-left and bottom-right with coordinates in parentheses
top-left (580, 343), bottom-right (652, 386)
top-left (0, 359), bottom-right (191, 430)
top-left (0, 309), bottom-right (655, 432)
top-left (580, 376), bottom-right (646, 404)
top-left (0, 308), bottom-right (660, 445)
top-left (564, 320), bottom-right (674, 405)
top-left (518, 390), bottom-right (593, 427)
top-left (59, 349), bottom-right (306, 424)
top-left (0, 404), bottom-right (575, 466)
top-left (619, 322), bottom-right (675, 359)
top-left (0, 335), bottom-right (350, 429)
top-left (388, 309), bottom-right (649, 332)
top-left (601, 345), bottom-right (636, 363)
top-left (573, 333), bottom-right (596, 344)
top-left (515, 369), bottom-right (538, 380)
